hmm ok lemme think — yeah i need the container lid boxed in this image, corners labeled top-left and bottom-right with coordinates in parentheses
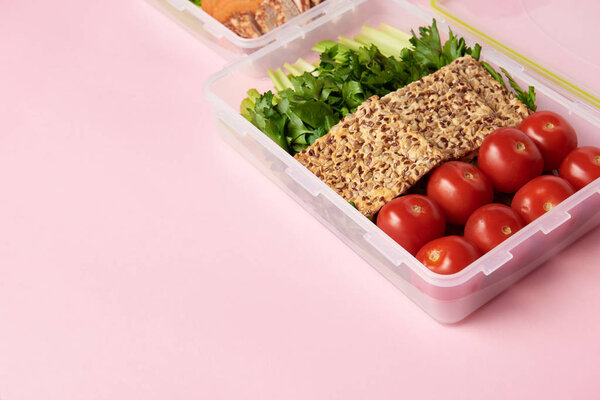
top-left (431, 0), bottom-right (600, 109)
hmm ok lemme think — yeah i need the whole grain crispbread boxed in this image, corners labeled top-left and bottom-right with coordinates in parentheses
top-left (451, 55), bottom-right (531, 126)
top-left (381, 63), bottom-right (504, 160)
top-left (294, 97), bottom-right (444, 217)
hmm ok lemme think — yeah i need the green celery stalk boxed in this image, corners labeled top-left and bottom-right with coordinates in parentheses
top-left (240, 97), bottom-right (255, 120)
top-left (267, 68), bottom-right (293, 92)
top-left (358, 25), bottom-right (411, 56)
top-left (246, 88), bottom-right (261, 102)
top-left (284, 62), bottom-right (302, 76)
top-left (337, 36), bottom-right (362, 51)
top-left (313, 40), bottom-right (351, 63)
top-left (312, 40), bottom-right (340, 53)
top-left (240, 88), bottom-right (261, 120)
top-left (277, 68), bottom-right (294, 90)
top-left (266, 69), bottom-right (283, 92)
top-left (293, 58), bottom-right (316, 74)
top-left (379, 23), bottom-right (412, 43)
top-left (354, 33), bottom-right (397, 57)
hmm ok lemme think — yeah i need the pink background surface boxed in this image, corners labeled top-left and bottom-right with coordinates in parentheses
top-left (1, 1), bottom-right (600, 399)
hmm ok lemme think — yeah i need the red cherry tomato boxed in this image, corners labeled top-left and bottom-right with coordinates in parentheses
top-left (559, 146), bottom-right (600, 190)
top-left (511, 175), bottom-right (575, 223)
top-left (426, 161), bottom-right (494, 225)
top-left (377, 195), bottom-right (445, 256)
top-left (478, 127), bottom-right (544, 193)
top-left (464, 204), bottom-right (525, 253)
top-left (416, 236), bottom-right (481, 275)
top-left (518, 111), bottom-right (578, 171)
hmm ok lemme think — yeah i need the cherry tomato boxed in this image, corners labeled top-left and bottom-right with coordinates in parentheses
top-left (426, 161), bottom-right (494, 225)
top-left (376, 195), bottom-right (445, 256)
top-left (464, 204), bottom-right (525, 253)
top-left (416, 236), bottom-right (481, 275)
top-left (518, 111), bottom-right (578, 171)
top-left (511, 175), bottom-right (575, 223)
top-left (559, 146), bottom-right (600, 190)
top-left (478, 127), bottom-right (544, 193)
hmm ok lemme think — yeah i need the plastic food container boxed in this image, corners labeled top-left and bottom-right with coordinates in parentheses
top-left (146, 0), bottom-right (344, 59)
top-left (204, 0), bottom-right (600, 323)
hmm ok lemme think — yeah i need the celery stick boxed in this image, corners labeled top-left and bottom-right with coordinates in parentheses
top-left (284, 62), bottom-right (302, 76)
top-left (276, 68), bottom-right (293, 91)
top-left (246, 88), bottom-right (261, 102)
top-left (240, 97), bottom-right (255, 120)
top-left (293, 58), bottom-right (316, 74)
top-left (267, 68), bottom-right (293, 92)
top-left (379, 23), bottom-right (412, 43)
top-left (354, 34), bottom-right (397, 57)
top-left (337, 36), bottom-right (362, 51)
top-left (312, 40), bottom-right (339, 53)
top-left (267, 68), bottom-right (285, 92)
top-left (359, 25), bottom-right (411, 55)
top-left (313, 40), bottom-right (350, 63)
top-left (313, 40), bottom-right (350, 55)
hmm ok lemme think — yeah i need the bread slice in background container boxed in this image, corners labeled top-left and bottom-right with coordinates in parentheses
top-left (145, 0), bottom-right (342, 59)
top-left (152, 0), bottom-right (600, 322)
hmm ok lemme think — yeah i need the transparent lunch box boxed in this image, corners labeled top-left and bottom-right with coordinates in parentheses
top-left (145, 0), bottom-right (344, 59)
top-left (203, 0), bottom-right (600, 323)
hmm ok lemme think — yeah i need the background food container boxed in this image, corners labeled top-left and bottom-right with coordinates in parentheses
top-left (146, 0), bottom-right (344, 59)
top-left (204, 0), bottom-right (600, 323)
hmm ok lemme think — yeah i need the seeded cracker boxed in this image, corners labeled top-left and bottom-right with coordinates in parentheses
top-left (451, 55), bottom-right (531, 126)
top-left (381, 59), bottom-right (506, 159)
top-left (294, 97), bottom-right (444, 217)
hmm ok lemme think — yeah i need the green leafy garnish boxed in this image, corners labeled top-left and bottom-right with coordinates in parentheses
top-left (480, 61), bottom-right (506, 88)
top-left (247, 92), bottom-right (289, 152)
top-left (481, 62), bottom-right (537, 111)
top-left (409, 20), bottom-right (481, 74)
top-left (500, 67), bottom-right (537, 111)
top-left (189, 0), bottom-right (201, 6)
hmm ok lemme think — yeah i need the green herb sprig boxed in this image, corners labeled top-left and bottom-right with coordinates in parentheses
top-left (481, 61), bottom-right (537, 111)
